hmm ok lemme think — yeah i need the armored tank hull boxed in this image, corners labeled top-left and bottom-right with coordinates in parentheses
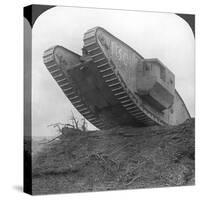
top-left (43, 27), bottom-right (190, 129)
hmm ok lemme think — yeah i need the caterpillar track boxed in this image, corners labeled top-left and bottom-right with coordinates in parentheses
top-left (43, 47), bottom-right (110, 129)
top-left (43, 27), bottom-right (190, 129)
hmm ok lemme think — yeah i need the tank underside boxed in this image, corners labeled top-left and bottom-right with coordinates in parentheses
top-left (43, 27), bottom-right (190, 129)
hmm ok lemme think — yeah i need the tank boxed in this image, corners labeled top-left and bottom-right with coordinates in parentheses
top-left (43, 27), bottom-right (191, 129)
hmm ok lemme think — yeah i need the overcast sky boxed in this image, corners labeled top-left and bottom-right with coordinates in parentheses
top-left (32, 6), bottom-right (195, 137)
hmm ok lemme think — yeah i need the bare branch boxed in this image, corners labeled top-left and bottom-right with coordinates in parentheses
top-left (81, 118), bottom-right (87, 132)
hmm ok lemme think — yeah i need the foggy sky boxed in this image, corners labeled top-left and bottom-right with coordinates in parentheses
top-left (32, 6), bottom-right (195, 136)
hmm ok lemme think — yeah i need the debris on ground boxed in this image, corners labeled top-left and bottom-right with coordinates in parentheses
top-left (31, 119), bottom-right (195, 195)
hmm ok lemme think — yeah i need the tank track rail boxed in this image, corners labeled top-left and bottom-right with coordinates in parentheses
top-left (83, 27), bottom-right (166, 126)
top-left (43, 46), bottom-right (111, 130)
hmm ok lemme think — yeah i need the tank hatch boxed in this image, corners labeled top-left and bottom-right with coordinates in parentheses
top-left (136, 58), bottom-right (175, 111)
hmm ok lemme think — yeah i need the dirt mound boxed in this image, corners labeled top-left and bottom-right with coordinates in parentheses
top-left (32, 119), bottom-right (195, 195)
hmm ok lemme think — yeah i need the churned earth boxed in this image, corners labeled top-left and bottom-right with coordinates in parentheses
top-left (31, 119), bottom-right (195, 195)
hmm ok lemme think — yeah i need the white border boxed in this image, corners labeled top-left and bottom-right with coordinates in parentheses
top-left (0, 0), bottom-right (199, 199)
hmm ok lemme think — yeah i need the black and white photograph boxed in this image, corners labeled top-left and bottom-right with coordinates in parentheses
top-left (23, 4), bottom-right (195, 196)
